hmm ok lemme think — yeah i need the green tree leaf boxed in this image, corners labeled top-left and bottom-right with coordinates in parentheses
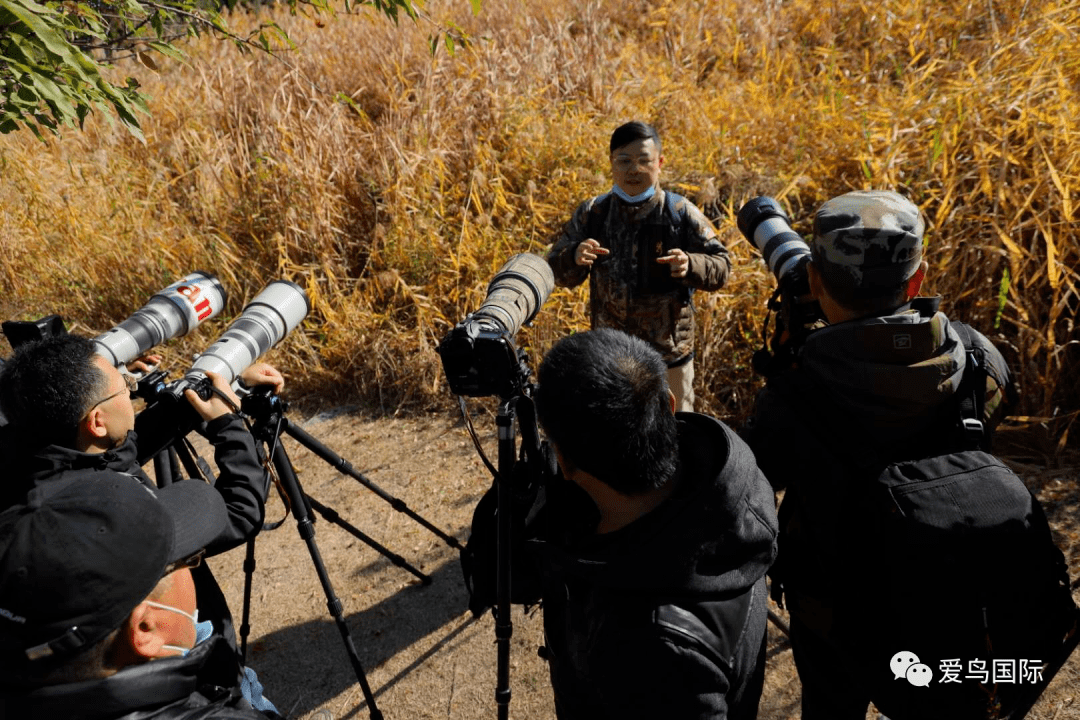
top-left (0, 0), bottom-right (454, 137)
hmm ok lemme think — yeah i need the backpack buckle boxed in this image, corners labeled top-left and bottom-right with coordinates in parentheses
top-left (963, 417), bottom-right (985, 445)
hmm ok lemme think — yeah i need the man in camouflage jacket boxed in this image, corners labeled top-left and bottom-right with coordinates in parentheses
top-left (546, 121), bottom-right (731, 411)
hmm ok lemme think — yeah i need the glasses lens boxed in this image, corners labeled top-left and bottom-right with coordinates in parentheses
top-left (180, 550), bottom-right (204, 570)
top-left (162, 550), bottom-right (205, 577)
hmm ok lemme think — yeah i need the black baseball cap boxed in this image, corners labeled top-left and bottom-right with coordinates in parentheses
top-left (0, 477), bottom-right (227, 664)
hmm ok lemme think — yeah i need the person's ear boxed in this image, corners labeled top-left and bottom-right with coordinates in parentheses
top-left (657, 154), bottom-right (664, 170)
top-left (668, 389), bottom-right (676, 415)
top-left (125, 602), bottom-right (166, 660)
top-left (81, 407), bottom-right (110, 441)
top-left (905, 260), bottom-right (929, 300)
top-left (808, 261), bottom-right (825, 301)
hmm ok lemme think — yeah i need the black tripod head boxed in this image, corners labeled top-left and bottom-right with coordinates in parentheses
top-left (240, 385), bottom-right (288, 440)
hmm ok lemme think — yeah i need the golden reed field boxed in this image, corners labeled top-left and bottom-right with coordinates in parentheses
top-left (0, 0), bottom-right (1077, 445)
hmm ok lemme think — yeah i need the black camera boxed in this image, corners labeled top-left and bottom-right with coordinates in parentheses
top-left (737, 197), bottom-right (824, 376)
top-left (438, 254), bottom-right (554, 399)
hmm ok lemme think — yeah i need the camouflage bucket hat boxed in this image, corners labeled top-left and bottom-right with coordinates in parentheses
top-left (811, 190), bottom-right (925, 297)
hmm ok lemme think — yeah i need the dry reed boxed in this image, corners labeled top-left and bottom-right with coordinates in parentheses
top-left (0, 0), bottom-right (1076, 444)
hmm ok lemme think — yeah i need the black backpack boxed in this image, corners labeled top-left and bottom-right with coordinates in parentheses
top-left (848, 449), bottom-right (1076, 718)
top-left (827, 330), bottom-right (1078, 718)
top-left (459, 471), bottom-right (548, 616)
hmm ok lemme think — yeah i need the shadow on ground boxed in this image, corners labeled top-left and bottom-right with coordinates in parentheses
top-left (248, 558), bottom-right (476, 718)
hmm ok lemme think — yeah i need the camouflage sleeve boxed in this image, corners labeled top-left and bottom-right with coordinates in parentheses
top-left (967, 328), bottom-right (1018, 432)
top-left (546, 199), bottom-right (594, 289)
top-left (680, 200), bottom-right (731, 292)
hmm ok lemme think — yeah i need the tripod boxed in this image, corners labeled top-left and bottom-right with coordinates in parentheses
top-left (235, 389), bottom-right (464, 720)
top-left (460, 385), bottom-right (549, 720)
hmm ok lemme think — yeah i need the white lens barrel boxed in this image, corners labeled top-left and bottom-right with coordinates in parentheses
top-left (94, 272), bottom-right (226, 367)
top-left (475, 254), bottom-right (555, 336)
top-left (753, 217), bottom-right (792, 248)
top-left (185, 280), bottom-right (310, 385)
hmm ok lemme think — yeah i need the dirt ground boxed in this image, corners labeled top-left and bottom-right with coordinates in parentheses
top-left (203, 405), bottom-right (1080, 720)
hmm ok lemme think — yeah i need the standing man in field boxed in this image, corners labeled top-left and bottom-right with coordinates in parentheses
top-left (546, 121), bottom-right (731, 411)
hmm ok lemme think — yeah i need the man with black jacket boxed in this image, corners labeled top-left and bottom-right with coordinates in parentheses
top-left (531, 328), bottom-right (778, 719)
top-left (742, 191), bottom-right (1027, 718)
top-left (0, 334), bottom-right (279, 659)
top-left (0, 470), bottom-right (277, 719)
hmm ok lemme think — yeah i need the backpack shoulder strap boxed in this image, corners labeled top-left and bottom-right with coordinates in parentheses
top-left (662, 190), bottom-right (694, 300)
top-left (950, 321), bottom-right (990, 450)
top-left (584, 192), bottom-right (612, 245)
top-left (664, 190), bottom-right (687, 242)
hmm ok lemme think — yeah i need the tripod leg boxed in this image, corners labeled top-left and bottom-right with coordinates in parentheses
top-left (281, 419), bottom-right (463, 550)
top-left (767, 609), bottom-right (791, 638)
top-left (270, 440), bottom-right (384, 720)
top-left (153, 446), bottom-right (180, 487)
top-left (495, 401), bottom-right (517, 720)
top-left (305, 495), bottom-right (432, 585)
top-left (173, 437), bottom-right (216, 483)
top-left (240, 539), bottom-right (256, 663)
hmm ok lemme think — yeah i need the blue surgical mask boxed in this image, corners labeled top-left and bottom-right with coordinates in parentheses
top-left (145, 600), bottom-right (201, 655)
top-left (165, 620), bottom-right (214, 657)
top-left (194, 619), bottom-right (214, 645)
top-left (612, 184), bottom-right (656, 204)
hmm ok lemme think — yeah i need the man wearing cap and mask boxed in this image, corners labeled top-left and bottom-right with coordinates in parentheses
top-left (0, 477), bottom-right (276, 719)
top-left (742, 190), bottom-right (1018, 718)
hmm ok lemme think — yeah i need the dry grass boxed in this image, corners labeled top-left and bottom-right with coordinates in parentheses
top-left (0, 0), bottom-right (1077, 440)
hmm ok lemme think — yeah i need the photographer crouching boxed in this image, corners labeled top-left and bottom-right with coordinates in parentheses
top-left (0, 334), bottom-right (283, 715)
top-left (530, 328), bottom-right (778, 719)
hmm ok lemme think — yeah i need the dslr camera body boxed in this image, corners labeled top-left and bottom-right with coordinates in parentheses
top-left (437, 253), bottom-right (554, 399)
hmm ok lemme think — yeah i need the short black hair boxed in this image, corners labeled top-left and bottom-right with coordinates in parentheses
top-left (610, 121), bottom-right (662, 155)
top-left (535, 329), bottom-right (678, 495)
top-left (0, 334), bottom-right (106, 449)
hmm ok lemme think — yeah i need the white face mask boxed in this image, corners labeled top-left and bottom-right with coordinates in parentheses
top-left (144, 600), bottom-right (199, 655)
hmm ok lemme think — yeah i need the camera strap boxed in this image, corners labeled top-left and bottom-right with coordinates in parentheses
top-left (751, 287), bottom-right (786, 377)
top-left (172, 436), bottom-right (215, 484)
top-left (459, 396), bottom-right (500, 484)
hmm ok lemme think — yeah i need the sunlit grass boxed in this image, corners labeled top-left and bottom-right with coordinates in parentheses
top-left (0, 0), bottom-right (1076, 443)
